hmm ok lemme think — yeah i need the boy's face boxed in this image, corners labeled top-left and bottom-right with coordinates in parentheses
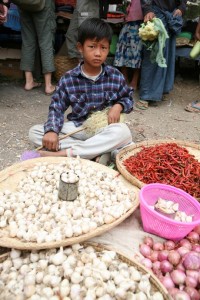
top-left (77, 38), bottom-right (110, 70)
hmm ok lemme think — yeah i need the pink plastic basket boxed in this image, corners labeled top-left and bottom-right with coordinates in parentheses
top-left (139, 183), bottom-right (200, 241)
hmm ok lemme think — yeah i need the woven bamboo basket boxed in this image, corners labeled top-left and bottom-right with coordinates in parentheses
top-left (0, 242), bottom-right (171, 300)
top-left (54, 56), bottom-right (79, 81)
top-left (0, 157), bottom-right (139, 250)
top-left (116, 139), bottom-right (200, 191)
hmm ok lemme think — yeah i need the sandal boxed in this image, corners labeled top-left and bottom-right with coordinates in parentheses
top-left (24, 82), bottom-right (42, 91)
top-left (185, 100), bottom-right (200, 113)
top-left (135, 100), bottom-right (149, 110)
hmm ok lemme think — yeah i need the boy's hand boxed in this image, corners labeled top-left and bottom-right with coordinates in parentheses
top-left (42, 132), bottom-right (59, 151)
top-left (108, 104), bottom-right (123, 124)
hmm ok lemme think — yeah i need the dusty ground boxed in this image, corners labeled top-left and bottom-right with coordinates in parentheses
top-left (0, 64), bottom-right (199, 172)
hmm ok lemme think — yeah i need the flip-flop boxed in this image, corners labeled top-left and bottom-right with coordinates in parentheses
top-left (135, 100), bottom-right (149, 110)
top-left (185, 100), bottom-right (200, 113)
top-left (24, 82), bottom-right (42, 91)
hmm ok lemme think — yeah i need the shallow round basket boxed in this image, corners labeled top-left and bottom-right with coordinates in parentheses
top-left (0, 242), bottom-right (171, 300)
top-left (116, 139), bottom-right (200, 193)
top-left (54, 56), bottom-right (79, 82)
top-left (139, 183), bottom-right (200, 241)
top-left (0, 157), bottom-right (139, 250)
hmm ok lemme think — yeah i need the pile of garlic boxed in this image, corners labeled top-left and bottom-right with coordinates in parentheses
top-left (0, 244), bottom-right (165, 300)
top-left (0, 158), bottom-right (135, 243)
top-left (154, 198), bottom-right (193, 222)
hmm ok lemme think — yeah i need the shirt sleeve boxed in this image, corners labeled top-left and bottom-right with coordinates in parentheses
top-left (140, 0), bottom-right (153, 16)
top-left (44, 79), bottom-right (70, 134)
top-left (115, 73), bottom-right (134, 113)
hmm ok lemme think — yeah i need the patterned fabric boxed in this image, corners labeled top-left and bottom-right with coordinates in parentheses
top-left (44, 63), bottom-right (133, 133)
top-left (114, 21), bottom-right (143, 69)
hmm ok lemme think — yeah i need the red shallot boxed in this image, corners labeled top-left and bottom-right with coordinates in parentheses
top-left (141, 258), bottom-right (152, 269)
top-left (160, 260), bottom-right (173, 274)
top-left (139, 233), bottom-right (200, 300)
top-left (177, 247), bottom-right (190, 257)
top-left (193, 225), bottom-right (200, 235)
top-left (184, 287), bottom-right (200, 300)
top-left (143, 236), bottom-right (154, 248)
top-left (158, 250), bottom-right (168, 262)
top-left (168, 250), bottom-right (181, 266)
top-left (173, 290), bottom-right (190, 300)
top-left (161, 274), bottom-right (175, 289)
top-left (182, 252), bottom-right (200, 270)
top-left (164, 240), bottom-right (175, 251)
top-left (186, 270), bottom-right (199, 281)
top-left (170, 269), bottom-right (186, 286)
top-left (153, 242), bottom-right (164, 251)
top-left (185, 275), bottom-right (198, 288)
top-left (187, 231), bottom-right (199, 243)
top-left (179, 239), bottom-right (192, 250)
top-left (139, 244), bottom-right (152, 258)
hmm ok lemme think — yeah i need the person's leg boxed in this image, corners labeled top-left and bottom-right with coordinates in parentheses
top-left (32, 123), bottom-right (132, 160)
top-left (65, 9), bottom-right (80, 59)
top-left (33, 1), bottom-right (56, 95)
top-left (129, 68), bottom-right (140, 90)
top-left (20, 10), bottom-right (40, 90)
top-left (120, 66), bottom-right (129, 84)
top-left (44, 72), bottom-right (55, 96)
top-left (24, 71), bottom-right (42, 91)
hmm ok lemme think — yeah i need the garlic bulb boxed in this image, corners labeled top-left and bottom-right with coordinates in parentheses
top-left (0, 159), bottom-right (136, 244)
top-left (0, 243), bottom-right (161, 299)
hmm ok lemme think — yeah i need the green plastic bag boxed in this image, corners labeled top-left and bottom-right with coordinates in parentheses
top-left (109, 34), bottom-right (119, 55)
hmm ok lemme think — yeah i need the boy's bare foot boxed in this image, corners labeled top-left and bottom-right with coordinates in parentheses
top-left (38, 150), bottom-right (66, 157)
top-left (24, 82), bottom-right (42, 91)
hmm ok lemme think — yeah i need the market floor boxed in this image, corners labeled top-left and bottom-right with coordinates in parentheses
top-left (0, 69), bottom-right (199, 171)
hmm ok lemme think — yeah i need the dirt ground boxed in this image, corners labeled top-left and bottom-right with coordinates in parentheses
top-left (0, 63), bottom-right (199, 172)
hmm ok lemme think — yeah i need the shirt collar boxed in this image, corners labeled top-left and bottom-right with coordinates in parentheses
top-left (70, 62), bottom-right (112, 78)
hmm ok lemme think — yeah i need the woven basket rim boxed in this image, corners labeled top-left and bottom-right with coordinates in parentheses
top-left (0, 157), bottom-right (139, 250)
top-left (0, 242), bottom-right (171, 300)
top-left (116, 139), bottom-right (200, 190)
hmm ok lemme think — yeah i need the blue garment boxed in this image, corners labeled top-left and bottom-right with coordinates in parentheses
top-left (44, 63), bottom-right (133, 133)
top-left (139, 6), bottom-right (183, 101)
top-left (114, 21), bottom-right (143, 69)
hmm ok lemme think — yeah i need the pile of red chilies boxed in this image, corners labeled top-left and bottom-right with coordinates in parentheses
top-left (123, 143), bottom-right (200, 199)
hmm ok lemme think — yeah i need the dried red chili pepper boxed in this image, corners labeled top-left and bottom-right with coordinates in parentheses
top-left (123, 143), bottom-right (200, 199)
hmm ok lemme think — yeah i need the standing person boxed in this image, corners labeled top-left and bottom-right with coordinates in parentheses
top-left (137, 0), bottom-right (187, 109)
top-left (65, 0), bottom-right (99, 59)
top-left (0, 0), bottom-right (9, 24)
top-left (185, 18), bottom-right (200, 113)
top-left (29, 18), bottom-right (133, 164)
top-left (19, 0), bottom-right (56, 95)
top-left (114, 0), bottom-right (143, 90)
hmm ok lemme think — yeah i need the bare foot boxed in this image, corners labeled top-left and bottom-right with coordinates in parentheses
top-left (45, 85), bottom-right (56, 96)
top-left (38, 150), bottom-right (66, 157)
top-left (24, 82), bottom-right (42, 91)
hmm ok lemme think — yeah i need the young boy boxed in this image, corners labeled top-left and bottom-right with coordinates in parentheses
top-left (29, 18), bottom-right (134, 163)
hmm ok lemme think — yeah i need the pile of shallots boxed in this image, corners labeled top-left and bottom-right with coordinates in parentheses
top-left (139, 225), bottom-right (200, 300)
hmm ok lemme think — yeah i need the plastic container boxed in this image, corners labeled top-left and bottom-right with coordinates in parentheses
top-left (139, 183), bottom-right (200, 241)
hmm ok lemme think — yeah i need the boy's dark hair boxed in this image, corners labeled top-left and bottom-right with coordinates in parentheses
top-left (78, 18), bottom-right (113, 45)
